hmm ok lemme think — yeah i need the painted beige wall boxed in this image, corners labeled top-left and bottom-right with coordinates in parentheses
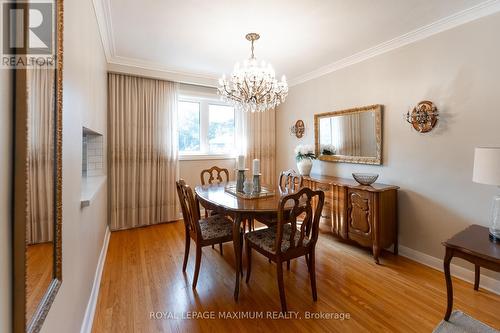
top-left (277, 13), bottom-right (500, 276)
top-left (0, 70), bottom-right (12, 333)
top-left (39, 0), bottom-right (108, 332)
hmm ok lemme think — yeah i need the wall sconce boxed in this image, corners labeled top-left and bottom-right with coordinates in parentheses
top-left (406, 100), bottom-right (439, 133)
top-left (290, 119), bottom-right (305, 138)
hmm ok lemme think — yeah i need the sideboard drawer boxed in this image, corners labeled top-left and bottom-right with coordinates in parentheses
top-left (315, 182), bottom-right (331, 192)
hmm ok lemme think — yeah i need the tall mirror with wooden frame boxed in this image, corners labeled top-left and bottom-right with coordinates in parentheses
top-left (314, 105), bottom-right (383, 165)
top-left (13, 1), bottom-right (63, 332)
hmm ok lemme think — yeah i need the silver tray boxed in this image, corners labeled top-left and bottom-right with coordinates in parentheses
top-left (224, 184), bottom-right (275, 199)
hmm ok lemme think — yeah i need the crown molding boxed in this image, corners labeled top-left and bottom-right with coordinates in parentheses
top-left (92, 0), bottom-right (115, 62)
top-left (93, 0), bottom-right (500, 87)
top-left (288, 0), bottom-right (500, 87)
top-left (92, 0), bottom-right (219, 86)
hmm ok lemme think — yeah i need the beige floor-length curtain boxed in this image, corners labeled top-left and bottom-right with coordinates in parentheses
top-left (27, 65), bottom-right (55, 245)
top-left (108, 73), bottom-right (179, 230)
top-left (334, 114), bottom-right (362, 156)
top-left (238, 108), bottom-right (276, 187)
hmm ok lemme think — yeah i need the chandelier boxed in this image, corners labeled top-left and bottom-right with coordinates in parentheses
top-left (217, 33), bottom-right (288, 113)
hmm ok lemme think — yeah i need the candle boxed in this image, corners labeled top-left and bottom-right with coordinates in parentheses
top-left (253, 159), bottom-right (260, 175)
top-left (237, 155), bottom-right (245, 170)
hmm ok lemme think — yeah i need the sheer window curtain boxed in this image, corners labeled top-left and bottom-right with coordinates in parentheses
top-left (108, 73), bottom-right (179, 231)
top-left (333, 114), bottom-right (362, 156)
top-left (27, 65), bottom-right (55, 244)
top-left (344, 114), bottom-right (362, 156)
top-left (236, 107), bottom-right (276, 187)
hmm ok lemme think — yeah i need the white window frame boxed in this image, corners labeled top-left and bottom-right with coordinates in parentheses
top-left (178, 94), bottom-right (237, 161)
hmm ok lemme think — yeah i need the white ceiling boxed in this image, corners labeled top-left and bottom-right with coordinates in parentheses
top-left (102, 0), bottom-right (494, 85)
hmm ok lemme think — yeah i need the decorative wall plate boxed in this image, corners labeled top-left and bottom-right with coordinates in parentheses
top-left (290, 119), bottom-right (305, 138)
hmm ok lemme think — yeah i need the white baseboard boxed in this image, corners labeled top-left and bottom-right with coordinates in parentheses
top-left (80, 226), bottom-right (111, 333)
top-left (399, 245), bottom-right (500, 295)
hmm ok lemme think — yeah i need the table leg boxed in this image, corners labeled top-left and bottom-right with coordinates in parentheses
top-left (444, 247), bottom-right (454, 321)
top-left (233, 214), bottom-right (242, 301)
top-left (474, 264), bottom-right (480, 291)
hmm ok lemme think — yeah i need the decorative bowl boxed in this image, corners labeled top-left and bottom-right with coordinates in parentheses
top-left (352, 173), bottom-right (379, 186)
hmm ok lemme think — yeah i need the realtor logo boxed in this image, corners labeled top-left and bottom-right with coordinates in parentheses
top-left (1, 1), bottom-right (55, 68)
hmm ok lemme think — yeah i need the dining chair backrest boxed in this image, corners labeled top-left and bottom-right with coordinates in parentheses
top-left (176, 179), bottom-right (201, 237)
top-left (200, 166), bottom-right (230, 185)
top-left (278, 169), bottom-right (303, 193)
top-left (275, 187), bottom-right (324, 255)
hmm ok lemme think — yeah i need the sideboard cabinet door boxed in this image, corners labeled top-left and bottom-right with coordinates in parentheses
top-left (347, 189), bottom-right (373, 247)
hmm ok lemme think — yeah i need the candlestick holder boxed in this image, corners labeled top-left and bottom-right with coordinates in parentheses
top-left (236, 169), bottom-right (248, 193)
top-left (252, 174), bottom-right (261, 194)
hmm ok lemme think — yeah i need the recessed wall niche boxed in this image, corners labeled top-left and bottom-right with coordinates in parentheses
top-left (82, 127), bottom-right (104, 177)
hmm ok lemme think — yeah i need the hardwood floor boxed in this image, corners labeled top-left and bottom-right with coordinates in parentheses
top-left (26, 242), bottom-right (53, 321)
top-left (92, 221), bottom-right (500, 333)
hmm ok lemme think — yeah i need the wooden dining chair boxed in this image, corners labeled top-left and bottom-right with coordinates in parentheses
top-left (258, 169), bottom-right (304, 258)
top-left (245, 187), bottom-right (325, 312)
top-left (256, 169), bottom-right (303, 226)
top-left (278, 169), bottom-right (304, 193)
top-left (200, 166), bottom-right (229, 188)
top-left (200, 166), bottom-right (229, 218)
top-left (176, 179), bottom-right (240, 289)
top-left (200, 166), bottom-right (233, 250)
top-left (200, 166), bottom-right (256, 233)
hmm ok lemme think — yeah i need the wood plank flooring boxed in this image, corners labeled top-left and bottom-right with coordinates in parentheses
top-left (26, 242), bottom-right (53, 321)
top-left (92, 221), bottom-right (500, 333)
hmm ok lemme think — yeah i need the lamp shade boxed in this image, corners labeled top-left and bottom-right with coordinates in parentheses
top-left (473, 147), bottom-right (500, 185)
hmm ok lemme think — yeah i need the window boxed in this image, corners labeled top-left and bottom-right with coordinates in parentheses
top-left (178, 96), bottom-right (236, 157)
top-left (178, 101), bottom-right (200, 152)
top-left (208, 104), bottom-right (235, 154)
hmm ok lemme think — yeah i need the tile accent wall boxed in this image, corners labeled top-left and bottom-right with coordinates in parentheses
top-left (82, 128), bottom-right (104, 177)
top-left (82, 135), bottom-right (88, 177)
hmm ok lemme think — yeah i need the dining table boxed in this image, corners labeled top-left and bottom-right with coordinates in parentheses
top-left (194, 181), bottom-right (294, 301)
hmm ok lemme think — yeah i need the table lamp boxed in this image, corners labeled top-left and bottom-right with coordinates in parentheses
top-left (473, 147), bottom-right (500, 242)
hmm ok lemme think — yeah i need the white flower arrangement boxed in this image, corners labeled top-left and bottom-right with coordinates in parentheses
top-left (321, 144), bottom-right (336, 155)
top-left (294, 144), bottom-right (316, 161)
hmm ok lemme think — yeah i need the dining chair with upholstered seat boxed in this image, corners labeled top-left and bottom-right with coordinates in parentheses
top-left (200, 166), bottom-right (256, 234)
top-left (176, 179), bottom-right (241, 289)
top-left (200, 166), bottom-right (231, 252)
top-left (200, 166), bottom-right (230, 188)
top-left (261, 169), bottom-right (305, 270)
top-left (254, 169), bottom-right (304, 229)
top-left (244, 187), bottom-right (324, 312)
top-left (278, 169), bottom-right (304, 193)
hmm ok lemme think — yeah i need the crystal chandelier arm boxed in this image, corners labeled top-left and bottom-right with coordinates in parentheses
top-left (243, 80), bottom-right (251, 101)
top-left (223, 85), bottom-right (243, 102)
top-left (223, 85), bottom-right (233, 97)
top-left (254, 78), bottom-right (266, 95)
top-left (262, 86), bottom-right (274, 100)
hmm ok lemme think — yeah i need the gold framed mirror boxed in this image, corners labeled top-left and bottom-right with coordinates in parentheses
top-left (314, 105), bottom-right (382, 165)
top-left (13, 1), bottom-right (63, 332)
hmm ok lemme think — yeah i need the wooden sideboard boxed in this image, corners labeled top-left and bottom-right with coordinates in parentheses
top-left (303, 174), bottom-right (399, 263)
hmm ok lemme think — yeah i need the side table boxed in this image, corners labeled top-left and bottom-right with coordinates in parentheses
top-left (442, 224), bottom-right (500, 321)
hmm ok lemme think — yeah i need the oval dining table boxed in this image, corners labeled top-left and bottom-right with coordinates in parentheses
top-left (195, 182), bottom-right (293, 301)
